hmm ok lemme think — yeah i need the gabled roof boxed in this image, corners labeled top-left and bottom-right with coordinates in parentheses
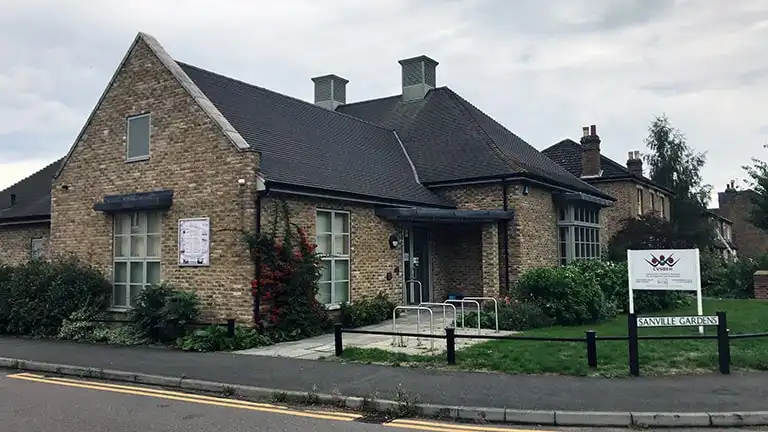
top-left (178, 63), bottom-right (450, 208)
top-left (0, 158), bottom-right (62, 223)
top-left (707, 208), bottom-right (733, 224)
top-left (337, 88), bottom-right (613, 201)
top-left (542, 139), bottom-right (674, 195)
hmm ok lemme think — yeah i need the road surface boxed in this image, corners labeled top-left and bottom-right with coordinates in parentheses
top-left (0, 371), bottom-right (759, 432)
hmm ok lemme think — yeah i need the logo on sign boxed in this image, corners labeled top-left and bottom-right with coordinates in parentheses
top-left (644, 253), bottom-right (678, 272)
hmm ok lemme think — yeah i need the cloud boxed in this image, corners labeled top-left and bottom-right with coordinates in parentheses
top-left (1, 0), bottom-right (767, 207)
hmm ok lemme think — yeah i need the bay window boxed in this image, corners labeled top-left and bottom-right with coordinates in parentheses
top-left (557, 205), bottom-right (601, 265)
top-left (113, 211), bottom-right (162, 308)
top-left (316, 209), bottom-right (350, 306)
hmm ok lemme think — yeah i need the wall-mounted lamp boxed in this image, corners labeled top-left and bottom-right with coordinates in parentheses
top-left (388, 233), bottom-right (400, 249)
top-left (522, 184), bottom-right (530, 195)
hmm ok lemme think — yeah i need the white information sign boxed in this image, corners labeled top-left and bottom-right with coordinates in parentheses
top-left (178, 217), bottom-right (211, 266)
top-left (637, 315), bottom-right (718, 328)
top-left (627, 249), bottom-right (704, 333)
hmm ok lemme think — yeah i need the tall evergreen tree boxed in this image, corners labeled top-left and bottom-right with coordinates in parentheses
top-left (643, 114), bottom-right (713, 247)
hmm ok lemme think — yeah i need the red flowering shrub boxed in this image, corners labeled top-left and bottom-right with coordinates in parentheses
top-left (245, 200), bottom-right (331, 340)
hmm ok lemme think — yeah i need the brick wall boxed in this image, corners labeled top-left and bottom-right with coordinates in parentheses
top-left (754, 270), bottom-right (768, 300)
top-left (260, 194), bottom-right (404, 304)
top-left (718, 190), bottom-right (768, 259)
top-left (0, 222), bottom-right (51, 265)
top-left (433, 181), bottom-right (559, 292)
top-left (431, 224), bottom-right (482, 300)
top-left (591, 180), bottom-right (672, 244)
top-left (50, 38), bottom-right (259, 323)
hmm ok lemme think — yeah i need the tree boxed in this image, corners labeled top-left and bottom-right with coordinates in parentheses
top-left (643, 114), bottom-right (713, 247)
top-left (743, 144), bottom-right (768, 231)
top-left (607, 214), bottom-right (710, 261)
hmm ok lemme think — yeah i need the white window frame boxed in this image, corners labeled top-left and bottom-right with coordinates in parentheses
top-left (557, 204), bottom-right (601, 265)
top-left (126, 113), bottom-right (151, 162)
top-left (112, 211), bottom-right (162, 309)
top-left (30, 238), bottom-right (44, 259)
top-left (659, 195), bottom-right (666, 219)
top-left (636, 187), bottom-right (644, 216)
top-left (315, 209), bottom-right (350, 308)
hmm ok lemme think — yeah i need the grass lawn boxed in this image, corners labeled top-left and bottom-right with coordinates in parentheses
top-left (338, 298), bottom-right (768, 377)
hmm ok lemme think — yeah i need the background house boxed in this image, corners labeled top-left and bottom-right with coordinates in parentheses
top-left (542, 126), bottom-right (674, 244)
top-left (717, 181), bottom-right (768, 259)
top-left (704, 208), bottom-right (738, 261)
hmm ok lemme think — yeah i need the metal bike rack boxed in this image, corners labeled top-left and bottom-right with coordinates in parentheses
top-left (405, 279), bottom-right (422, 305)
top-left (463, 296), bottom-right (500, 333)
top-left (444, 299), bottom-right (481, 334)
top-left (418, 302), bottom-right (457, 330)
top-left (392, 306), bottom-right (434, 349)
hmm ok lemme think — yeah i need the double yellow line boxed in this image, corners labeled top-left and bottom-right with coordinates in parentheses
top-left (7, 372), bottom-right (548, 432)
top-left (6, 372), bottom-right (361, 422)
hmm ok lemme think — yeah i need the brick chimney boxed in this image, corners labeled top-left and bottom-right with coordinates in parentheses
top-left (627, 150), bottom-right (643, 176)
top-left (580, 124), bottom-right (601, 177)
top-left (311, 74), bottom-right (348, 110)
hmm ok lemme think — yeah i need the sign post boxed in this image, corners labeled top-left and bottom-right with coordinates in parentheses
top-left (627, 249), bottom-right (704, 334)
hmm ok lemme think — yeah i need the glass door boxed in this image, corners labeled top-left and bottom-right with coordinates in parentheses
top-left (403, 226), bottom-right (430, 305)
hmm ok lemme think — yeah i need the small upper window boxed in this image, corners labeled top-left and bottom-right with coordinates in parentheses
top-left (30, 238), bottom-right (44, 259)
top-left (127, 114), bottom-right (151, 160)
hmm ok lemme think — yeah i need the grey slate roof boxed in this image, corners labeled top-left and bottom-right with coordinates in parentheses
top-left (178, 62), bottom-right (450, 208)
top-left (337, 88), bottom-right (613, 200)
top-left (0, 158), bottom-right (62, 222)
top-left (542, 139), bottom-right (674, 195)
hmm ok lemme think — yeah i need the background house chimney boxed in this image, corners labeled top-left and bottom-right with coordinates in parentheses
top-left (311, 74), bottom-right (348, 110)
top-left (398, 55), bottom-right (438, 102)
top-left (580, 124), bottom-right (601, 177)
top-left (627, 150), bottom-right (643, 176)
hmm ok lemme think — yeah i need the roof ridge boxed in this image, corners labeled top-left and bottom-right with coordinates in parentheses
top-left (176, 61), bottom-right (398, 135)
top-left (341, 93), bottom-right (401, 108)
top-left (442, 88), bottom-right (527, 173)
top-left (0, 157), bottom-right (62, 194)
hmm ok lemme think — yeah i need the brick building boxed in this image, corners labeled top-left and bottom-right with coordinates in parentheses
top-left (716, 182), bottom-right (768, 259)
top-left (0, 32), bottom-right (623, 322)
top-left (542, 129), bottom-right (674, 243)
top-left (704, 208), bottom-right (738, 261)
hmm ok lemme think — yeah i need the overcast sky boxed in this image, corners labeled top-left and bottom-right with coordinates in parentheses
top-left (1, 0), bottom-right (766, 207)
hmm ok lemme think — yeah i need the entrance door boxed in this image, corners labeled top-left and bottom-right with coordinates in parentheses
top-left (403, 226), bottom-right (430, 305)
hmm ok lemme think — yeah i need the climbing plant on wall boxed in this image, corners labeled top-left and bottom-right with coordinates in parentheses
top-left (244, 199), bottom-right (331, 340)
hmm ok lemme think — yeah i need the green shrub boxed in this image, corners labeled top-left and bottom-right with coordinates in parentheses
top-left (516, 266), bottom-right (607, 326)
top-left (707, 254), bottom-right (768, 299)
top-left (176, 324), bottom-right (273, 352)
top-left (338, 292), bottom-right (399, 328)
top-left (130, 282), bottom-right (200, 342)
top-left (57, 309), bottom-right (147, 345)
top-left (463, 300), bottom-right (553, 331)
top-left (0, 257), bottom-right (112, 336)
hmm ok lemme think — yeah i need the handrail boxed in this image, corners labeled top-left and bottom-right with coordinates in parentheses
top-left (444, 299), bottom-right (481, 334)
top-left (463, 296), bottom-right (499, 333)
top-left (418, 302), bottom-right (457, 330)
top-left (392, 306), bottom-right (434, 349)
top-left (405, 279), bottom-right (423, 305)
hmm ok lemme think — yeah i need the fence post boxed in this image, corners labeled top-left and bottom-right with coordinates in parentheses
top-left (227, 319), bottom-right (235, 338)
top-left (628, 313), bottom-right (639, 377)
top-left (446, 327), bottom-right (456, 365)
top-left (586, 330), bottom-right (597, 368)
top-left (334, 323), bottom-right (343, 357)
top-left (717, 311), bottom-right (730, 375)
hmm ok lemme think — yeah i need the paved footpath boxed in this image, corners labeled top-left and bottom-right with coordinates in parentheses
top-left (1, 336), bottom-right (768, 412)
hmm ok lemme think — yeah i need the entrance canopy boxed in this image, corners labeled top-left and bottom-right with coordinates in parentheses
top-left (375, 207), bottom-right (514, 223)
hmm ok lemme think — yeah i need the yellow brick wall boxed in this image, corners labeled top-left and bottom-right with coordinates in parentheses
top-left (50, 38), bottom-right (259, 323)
top-left (0, 222), bottom-right (51, 265)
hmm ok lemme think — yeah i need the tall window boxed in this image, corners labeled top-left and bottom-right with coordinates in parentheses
top-left (127, 113), bottom-right (151, 161)
top-left (636, 188), bottom-right (644, 216)
top-left (659, 196), bottom-right (666, 219)
top-left (113, 211), bottom-right (161, 308)
top-left (316, 209), bottom-right (350, 306)
top-left (557, 205), bottom-right (601, 265)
